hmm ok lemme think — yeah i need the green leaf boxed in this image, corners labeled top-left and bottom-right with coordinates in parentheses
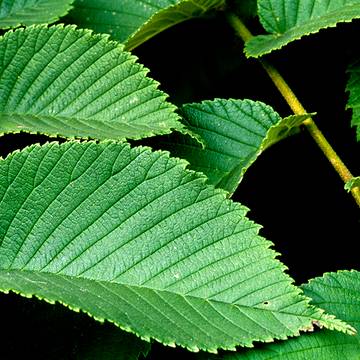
top-left (157, 99), bottom-right (307, 194)
top-left (201, 270), bottom-right (360, 359)
top-left (0, 0), bottom-right (74, 29)
top-left (66, 0), bottom-right (225, 50)
top-left (0, 142), bottom-right (352, 352)
top-left (0, 25), bottom-right (183, 141)
top-left (246, 0), bottom-right (360, 57)
top-left (346, 59), bottom-right (360, 141)
top-left (345, 177), bottom-right (360, 192)
top-left (260, 114), bottom-right (311, 150)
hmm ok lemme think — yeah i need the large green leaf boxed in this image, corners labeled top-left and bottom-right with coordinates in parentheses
top-left (157, 99), bottom-right (308, 194)
top-left (0, 0), bottom-right (74, 29)
top-left (0, 142), bottom-right (352, 352)
top-left (246, 0), bottom-right (360, 57)
top-left (201, 271), bottom-right (360, 359)
top-left (346, 59), bottom-right (360, 141)
top-left (0, 25), bottom-right (183, 141)
top-left (66, 0), bottom-right (225, 50)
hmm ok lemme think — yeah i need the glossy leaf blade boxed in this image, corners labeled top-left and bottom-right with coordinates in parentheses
top-left (0, 0), bottom-right (74, 29)
top-left (0, 25), bottom-right (182, 141)
top-left (66, 0), bottom-right (225, 50)
top-left (158, 99), bottom-right (307, 194)
top-left (0, 142), bottom-right (351, 352)
top-left (202, 271), bottom-right (360, 359)
top-left (346, 59), bottom-right (360, 140)
top-left (246, 0), bottom-right (360, 57)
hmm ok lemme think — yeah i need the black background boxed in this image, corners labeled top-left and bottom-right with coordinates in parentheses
top-left (1, 11), bottom-right (359, 359)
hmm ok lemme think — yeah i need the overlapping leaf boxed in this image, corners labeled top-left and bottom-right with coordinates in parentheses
top-left (346, 59), bottom-right (360, 141)
top-left (158, 99), bottom-right (308, 194)
top-left (0, 0), bottom-right (74, 29)
top-left (0, 25), bottom-right (183, 141)
top-left (0, 142), bottom-right (352, 352)
top-left (246, 0), bottom-right (360, 57)
top-left (201, 270), bottom-right (360, 359)
top-left (66, 0), bottom-right (225, 50)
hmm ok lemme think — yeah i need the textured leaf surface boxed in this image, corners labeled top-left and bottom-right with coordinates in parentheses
top-left (346, 59), bottom-right (360, 140)
top-left (246, 0), bottom-right (360, 57)
top-left (201, 271), bottom-right (360, 359)
top-left (345, 177), bottom-right (360, 191)
top-left (158, 99), bottom-right (307, 194)
top-left (0, 25), bottom-right (182, 141)
top-left (0, 142), bottom-right (351, 352)
top-left (0, 0), bottom-right (74, 29)
top-left (66, 0), bottom-right (225, 50)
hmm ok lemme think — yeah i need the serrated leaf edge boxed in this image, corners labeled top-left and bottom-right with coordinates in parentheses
top-left (0, 24), bottom-right (186, 141)
top-left (246, 5), bottom-right (360, 58)
top-left (0, 141), bottom-right (354, 352)
top-left (0, 0), bottom-right (75, 30)
top-left (124, 0), bottom-right (226, 51)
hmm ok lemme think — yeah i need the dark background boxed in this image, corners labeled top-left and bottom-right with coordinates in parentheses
top-left (1, 11), bottom-right (359, 359)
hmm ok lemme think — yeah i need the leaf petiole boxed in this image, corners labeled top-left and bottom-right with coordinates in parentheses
top-left (227, 13), bottom-right (360, 207)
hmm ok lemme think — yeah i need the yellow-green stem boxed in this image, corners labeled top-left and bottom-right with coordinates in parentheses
top-left (227, 13), bottom-right (360, 207)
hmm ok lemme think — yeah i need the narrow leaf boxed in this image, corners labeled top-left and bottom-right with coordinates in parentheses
top-left (201, 271), bottom-right (360, 359)
top-left (157, 99), bottom-right (308, 194)
top-left (346, 59), bottom-right (360, 140)
top-left (0, 0), bottom-right (74, 29)
top-left (0, 25), bottom-right (183, 141)
top-left (0, 142), bottom-right (351, 352)
top-left (246, 0), bottom-right (360, 57)
top-left (66, 0), bottom-right (225, 50)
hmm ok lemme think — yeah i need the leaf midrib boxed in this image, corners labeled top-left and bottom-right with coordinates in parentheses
top-left (0, 268), bottom-right (315, 319)
top-left (0, 111), bottom-right (162, 132)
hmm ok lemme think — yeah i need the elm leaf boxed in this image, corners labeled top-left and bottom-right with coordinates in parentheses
top-left (346, 59), bottom-right (360, 141)
top-left (66, 0), bottom-right (225, 50)
top-left (0, 142), bottom-right (352, 352)
top-left (205, 271), bottom-right (360, 359)
top-left (0, 25), bottom-right (183, 141)
top-left (246, 0), bottom-right (360, 57)
top-left (158, 99), bottom-right (308, 194)
top-left (0, 0), bottom-right (74, 29)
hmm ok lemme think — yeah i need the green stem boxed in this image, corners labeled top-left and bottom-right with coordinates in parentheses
top-left (227, 13), bottom-right (360, 207)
